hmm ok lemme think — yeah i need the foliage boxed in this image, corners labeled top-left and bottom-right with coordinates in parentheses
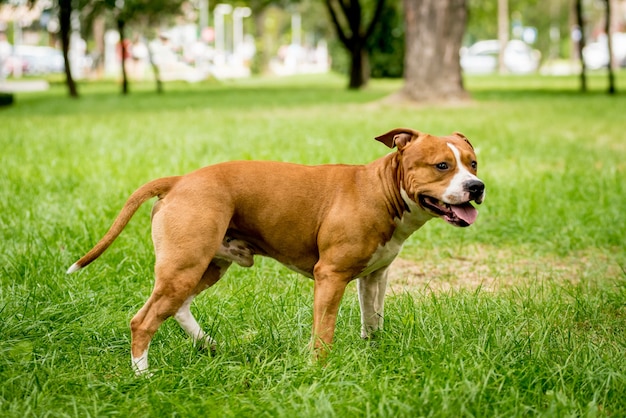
top-left (325, 0), bottom-right (387, 88)
top-left (367, 0), bottom-right (404, 78)
top-left (81, 0), bottom-right (185, 94)
top-left (356, 0), bottom-right (597, 80)
top-left (249, 1), bottom-right (333, 75)
top-left (78, 0), bottom-right (185, 27)
top-left (330, 0), bottom-right (404, 78)
top-left (335, 0), bottom-right (576, 79)
top-left (1, 73), bottom-right (625, 416)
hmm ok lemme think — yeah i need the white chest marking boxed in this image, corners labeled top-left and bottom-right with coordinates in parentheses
top-left (443, 143), bottom-right (479, 204)
top-left (359, 189), bottom-right (430, 277)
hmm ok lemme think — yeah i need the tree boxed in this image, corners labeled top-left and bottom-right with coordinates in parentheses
top-left (604, 0), bottom-right (615, 94)
top-left (574, 0), bottom-right (617, 95)
top-left (497, 0), bottom-right (508, 74)
top-left (325, 0), bottom-right (387, 89)
top-left (3, 0), bottom-right (79, 97)
top-left (116, 12), bottom-right (130, 95)
top-left (368, 0), bottom-right (404, 78)
top-left (247, 0), bottom-right (277, 75)
top-left (59, 0), bottom-right (79, 98)
top-left (80, 0), bottom-right (184, 95)
top-left (575, 0), bottom-right (587, 92)
top-left (113, 0), bottom-right (184, 95)
top-left (399, 0), bottom-right (468, 102)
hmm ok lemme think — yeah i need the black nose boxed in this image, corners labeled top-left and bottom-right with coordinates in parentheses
top-left (466, 180), bottom-right (485, 200)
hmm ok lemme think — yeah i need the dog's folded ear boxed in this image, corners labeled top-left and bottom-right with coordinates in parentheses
top-left (375, 128), bottom-right (420, 149)
top-left (453, 131), bottom-right (474, 149)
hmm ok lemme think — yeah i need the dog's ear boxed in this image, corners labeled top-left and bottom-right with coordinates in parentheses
top-left (375, 128), bottom-right (420, 149)
top-left (454, 131), bottom-right (474, 150)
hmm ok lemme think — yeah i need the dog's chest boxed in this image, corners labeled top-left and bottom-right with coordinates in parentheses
top-left (358, 192), bottom-right (429, 277)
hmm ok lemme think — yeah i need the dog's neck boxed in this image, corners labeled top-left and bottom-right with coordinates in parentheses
top-left (369, 152), bottom-right (417, 222)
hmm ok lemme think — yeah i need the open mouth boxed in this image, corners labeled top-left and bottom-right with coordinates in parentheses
top-left (419, 195), bottom-right (478, 227)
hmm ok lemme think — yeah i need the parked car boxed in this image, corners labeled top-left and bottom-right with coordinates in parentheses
top-left (583, 33), bottom-right (626, 70)
top-left (460, 40), bottom-right (541, 74)
top-left (13, 46), bottom-right (64, 75)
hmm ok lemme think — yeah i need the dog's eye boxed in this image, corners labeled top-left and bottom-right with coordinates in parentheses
top-left (435, 162), bottom-right (449, 171)
top-left (471, 161), bottom-right (477, 170)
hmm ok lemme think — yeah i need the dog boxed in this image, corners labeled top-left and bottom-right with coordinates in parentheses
top-left (67, 128), bottom-right (485, 375)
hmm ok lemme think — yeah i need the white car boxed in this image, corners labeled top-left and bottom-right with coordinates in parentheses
top-left (13, 46), bottom-right (64, 75)
top-left (583, 33), bottom-right (626, 70)
top-left (460, 40), bottom-right (541, 74)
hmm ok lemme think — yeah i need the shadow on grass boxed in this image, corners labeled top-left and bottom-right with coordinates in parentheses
top-left (10, 77), bottom-right (393, 117)
top-left (6, 72), bottom-right (625, 117)
top-left (465, 72), bottom-right (625, 101)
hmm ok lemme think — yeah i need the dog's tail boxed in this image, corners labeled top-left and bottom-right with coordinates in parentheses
top-left (66, 176), bottom-right (181, 274)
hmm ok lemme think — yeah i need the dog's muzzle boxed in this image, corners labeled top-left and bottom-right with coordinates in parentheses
top-left (466, 179), bottom-right (485, 204)
top-left (418, 178), bottom-right (485, 228)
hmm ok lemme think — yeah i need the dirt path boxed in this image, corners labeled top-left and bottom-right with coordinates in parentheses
top-left (387, 245), bottom-right (623, 294)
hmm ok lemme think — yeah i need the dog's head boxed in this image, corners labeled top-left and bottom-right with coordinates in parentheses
top-left (376, 128), bottom-right (485, 227)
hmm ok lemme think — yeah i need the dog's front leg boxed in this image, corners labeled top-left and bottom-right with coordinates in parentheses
top-left (310, 265), bottom-right (351, 356)
top-left (357, 267), bottom-right (389, 339)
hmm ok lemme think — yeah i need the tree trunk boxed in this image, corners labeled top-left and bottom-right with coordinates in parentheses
top-left (400, 0), bottom-right (468, 102)
top-left (325, 0), bottom-right (386, 90)
top-left (497, 0), bottom-right (509, 74)
top-left (117, 19), bottom-right (129, 95)
top-left (59, 0), bottom-right (78, 98)
top-left (92, 16), bottom-right (106, 77)
top-left (575, 0), bottom-right (587, 93)
top-left (253, 10), bottom-right (271, 75)
top-left (145, 38), bottom-right (163, 94)
top-left (348, 43), bottom-right (370, 89)
top-left (604, 0), bottom-right (615, 94)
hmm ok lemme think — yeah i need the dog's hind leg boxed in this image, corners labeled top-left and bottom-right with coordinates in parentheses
top-left (128, 198), bottom-right (233, 375)
top-left (129, 258), bottom-right (211, 375)
top-left (172, 237), bottom-right (254, 354)
top-left (129, 224), bottom-right (228, 375)
top-left (174, 259), bottom-right (232, 350)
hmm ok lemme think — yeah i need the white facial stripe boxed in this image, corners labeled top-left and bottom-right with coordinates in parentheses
top-left (443, 143), bottom-right (479, 204)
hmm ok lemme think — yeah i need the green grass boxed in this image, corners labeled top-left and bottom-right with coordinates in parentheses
top-left (1, 72), bottom-right (625, 417)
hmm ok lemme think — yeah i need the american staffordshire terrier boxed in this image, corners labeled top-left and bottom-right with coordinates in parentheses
top-left (67, 128), bottom-right (485, 374)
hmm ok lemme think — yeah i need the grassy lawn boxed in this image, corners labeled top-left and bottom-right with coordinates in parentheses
top-left (1, 72), bottom-right (625, 417)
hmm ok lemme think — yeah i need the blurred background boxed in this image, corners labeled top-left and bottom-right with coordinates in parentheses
top-left (0, 0), bottom-right (624, 89)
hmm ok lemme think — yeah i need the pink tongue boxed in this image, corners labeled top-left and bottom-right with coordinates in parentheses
top-left (451, 203), bottom-right (478, 225)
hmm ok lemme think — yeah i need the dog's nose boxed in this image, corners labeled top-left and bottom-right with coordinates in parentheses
top-left (466, 180), bottom-right (485, 201)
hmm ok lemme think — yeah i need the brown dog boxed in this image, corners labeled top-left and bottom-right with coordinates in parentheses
top-left (67, 128), bottom-right (485, 374)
